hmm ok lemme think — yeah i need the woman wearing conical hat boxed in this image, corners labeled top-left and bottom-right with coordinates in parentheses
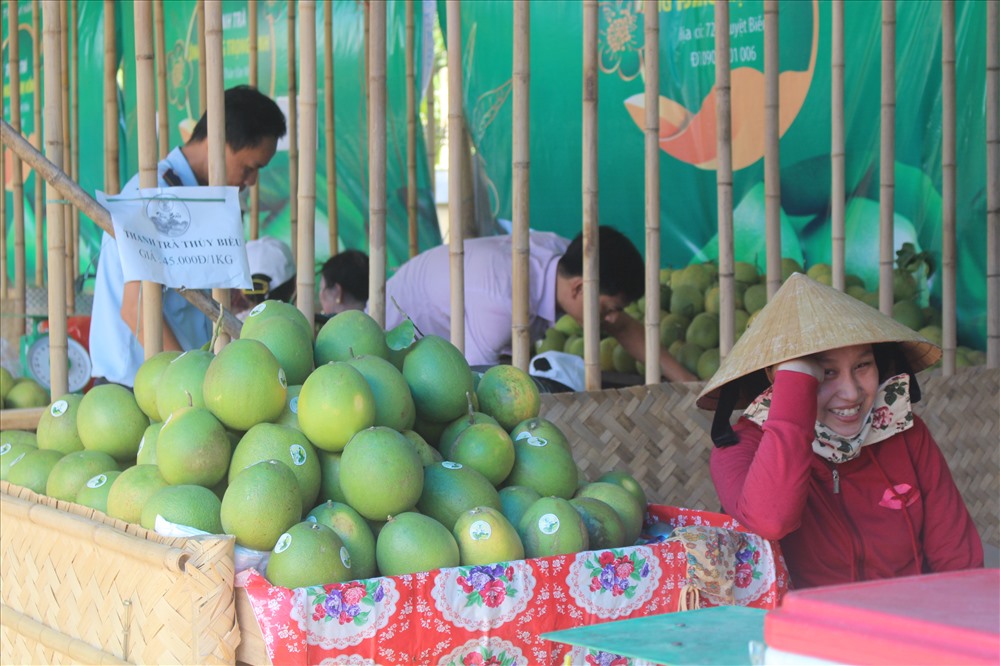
top-left (699, 274), bottom-right (982, 589)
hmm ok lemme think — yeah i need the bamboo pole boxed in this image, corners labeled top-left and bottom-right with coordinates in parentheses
top-left (205, 1), bottom-right (230, 350)
top-left (582, 0), bottom-right (600, 391)
top-left (831, 0), bottom-right (845, 291)
top-left (643, 0), bottom-right (661, 382)
top-left (33, 0), bottom-right (44, 287)
top-left (987, 0), bottom-right (999, 368)
top-left (71, 0), bottom-right (79, 284)
top-left (287, 0), bottom-right (299, 262)
top-left (298, 0), bottom-right (318, 327)
top-left (154, 0), bottom-right (169, 159)
top-left (511, 0), bottom-right (530, 371)
top-left (60, 0), bottom-right (73, 314)
top-left (0, 120), bottom-right (244, 340)
top-left (249, 0), bottom-right (260, 239)
top-left (42, 0), bottom-right (68, 397)
top-left (8, 0), bottom-right (27, 335)
top-left (447, 0), bottom-right (464, 352)
top-left (197, 0), bottom-right (206, 115)
top-left (878, 0), bottom-right (895, 316)
top-left (324, 0), bottom-right (338, 254)
top-left (941, 0), bottom-right (956, 375)
top-left (406, 0), bottom-right (418, 259)
top-left (134, 0), bottom-right (164, 358)
top-left (103, 0), bottom-right (120, 194)
top-left (369, 0), bottom-right (387, 327)
top-left (716, 0), bottom-right (734, 358)
top-left (764, 0), bottom-right (780, 299)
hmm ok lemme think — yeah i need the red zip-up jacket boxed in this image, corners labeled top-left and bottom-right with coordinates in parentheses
top-left (711, 370), bottom-right (983, 589)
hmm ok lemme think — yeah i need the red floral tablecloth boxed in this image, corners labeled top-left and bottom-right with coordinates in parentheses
top-left (239, 505), bottom-right (788, 665)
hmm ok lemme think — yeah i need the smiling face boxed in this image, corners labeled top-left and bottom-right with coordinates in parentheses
top-left (814, 344), bottom-right (880, 437)
top-left (225, 136), bottom-right (278, 190)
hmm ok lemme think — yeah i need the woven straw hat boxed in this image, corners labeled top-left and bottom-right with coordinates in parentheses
top-left (696, 272), bottom-right (941, 410)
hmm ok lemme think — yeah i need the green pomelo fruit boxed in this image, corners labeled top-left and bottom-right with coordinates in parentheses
top-left (575, 481), bottom-right (645, 546)
top-left (403, 335), bottom-right (475, 424)
top-left (847, 285), bottom-right (868, 301)
top-left (241, 300), bottom-right (314, 346)
top-left (892, 300), bottom-right (925, 331)
top-left (136, 422), bottom-right (163, 466)
top-left (375, 512), bottom-right (460, 576)
top-left (452, 505), bottom-right (524, 566)
top-left (439, 410), bottom-right (500, 460)
top-left (505, 430), bottom-right (579, 500)
top-left (346, 355), bottom-right (416, 432)
top-left (401, 430), bottom-right (443, 466)
top-left (46, 450), bottom-right (119, 501)
top-left (675, 342), bottom-right (705, 376)
top-left (475, 365), bottom-right (541, 432)
top-left (697, 348), bottom-right (721, 381)
top-left (687, 312), bottom-right (720, 350)
top-left (781, 258), bottom-right (804, 282)
top-left (734, 261), bottom-right (758, 284)
top-left (411, 415), bottom-right (450, 449)
top-left (450, 422), bottom-right (515, 487)
top-left (140, 484), bottom-right (224, 533)
top-left (509, 417), bottom-right (571, 453)
top-left (1, 430), bottom-right (37, 449)
top-left (314, 310), bottom-right (390, 365)
top-left (807, 262), bottom-right (833, 281)
top-left (704, 285), bottom-right (721, 314)
top-left (307, 500), bottom-right (377, 580)
top-left (743, 283), bottom-right (769, 314)
top-left (671, 263), bottom-right (710, 293)
top-left (266, 521), bottom-right (352, 589)
top-left (1, 440), bottom-right (37, 481)
top-left (570, 496), bottom-right (627, 550)
top-left (599, 337), bottom-right (618, 372)
top-left (922, 306), bottom-right (943, 328)
top-left (203, 339), bottom-right (287, 431)
top-left (733, 309), bottom-right (751, 339)
top-left (221, 459), bottom-right (302, 551)
top-left (74, 470), bottom-right (122, 513)
top-left (298, 362), bottom-right (375, 452)
top-left (596, 470), bottom-right (648, 510)
top-left (156, 349), bottom-right (214, 417)
top-left (563, 336), bottom-right (585, 357)
top-left (892, 269), bottom-right (918, 302)
top-left (156, 407), bottom-right (231, 487)
top-left (553, 314), bottom-right (583, 337)
top-left (5, 379), bottom-right (50, 408)
top-left (230, 423), bottom-right (320, 515)
top-left (241, 314), bottom-right (315, 386)
top-left (0, 366), bottom-right (14, 401)
top-left (316, 450), bottom-right (347, 504)
top-left (273, 384), bottom-right (303, 431)
top-left (670, 284), bottom-right (704, 319)
top-left (918, 324), bottom-right (943, 346)
top-left (611, 344), bottom-right (637, 374)
top-left (417, 461), bottom-right (502, 530)
top-left (517, 496), bottom-right (589, 558)
top-left (133, 351), bottom-right (181, 421)
top-left (106, 464), bottom-right (169, 524)
top-left (7, 449), bottom-right (64, 494)
top-left (36, 395), bottom-right (85, 455)
top-left (659, 313), bottom-right (690, 348)
top-left (537, 328), bottom-right (568, 354)
top-left (861, 291), bottom-right (881, 309)
top-left (340, 427), bottom-right (424, 521)
top-left (498, 485), bottom-right (542, 530)
top-left (77, 385), bottom-right (148, 461)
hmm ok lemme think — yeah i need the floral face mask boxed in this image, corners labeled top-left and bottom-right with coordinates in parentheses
top-left (742, 373), bottom-right (914, 463)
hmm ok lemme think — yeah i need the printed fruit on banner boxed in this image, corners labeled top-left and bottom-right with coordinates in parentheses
top-left (7, 449), bottom-right (64, 495)
top-left (140, 484), bottom-right (224, 533)
top-left (570, 496), bottom-right (627, 550)
top-left (517, 496), bottom-right (589, 559)
top-left (505, 419), bottom-right (578, 499)
top-left (314, 310), bottom-right (390, 365)
top-left (498, 485), bottom-right (541, 531)
top-left (36, 394), bottom-right (85, 455)
top-left (417, 461), bottom-right (502, 531)
top-left (240, 313), bottom-right (315, 386)
top-left (74, 470), bottom-right (122, 513)
top-left (266, 521), bottom-right (352, 589)
top-left (346, 355), bottom-right (417, 432)
top-left (229, 423), bottom-right (321, 516)
top-left (297, 362), bottom-right (375, 452)
top-left (156, 407), bottom-right (231, 488)
top-left (307, 500), bottom-right (378, 580)
top-left (203, 339), bottom-right (287, 431)
top-left (241, 300), bottom-right (314, 346)
top-left (133, 350), bottom-right (181, 421)
top-left (45, 450), bottom-right (119, 502)
top-left (401, 429), bottom-right (443, 466)
top-left (403, 335), bottom-right (475, 424)
top-left (375, 511), bottom-right (460, 577)
top-left (106, 464), bottom-right (170, 524)
top-left (452, 505), bottom-right (525, 566)
top-left (475, 365), bottom-right (541, 432)
top-left (77, 385), bottom-right (149, 461)
top-left (221, 459), bottom-right (302, 551)
top-left (156, 349), bottom-right (214, 417)
top-left (136, 422), bottom-right (164, 466)
top-left (339, 426), bottom-right (424, 521)
top-left (575, 481), bottom-right (645, 546)
top-left (449, 422), bottom-right (516, 487)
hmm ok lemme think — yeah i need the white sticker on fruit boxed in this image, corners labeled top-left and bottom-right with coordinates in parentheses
top-left (171, 352), bottom-right (188, 363)
top-left (340, 546), bottom-right (351, 569)
top-left (86, 474), bottom-right (108, 489)
top-left (442, 461), bottom-right (463, 470)
top-left (289, 444), bottom-right (307, 466)
top-left (289, 396), bottom-right (299, 414)
top-left (528, 436), bottom-right (547, 447)
top-left (278, 368), bottom-right (287, 389)
top-left (50, 400), bottom-right (69, 417)
top-left (0, 443), bottom-right (10, 456)
top-left (9, 452), bottom-right (25, 467)
top-left (274, 532), bottom-right (292, 553)
top-left (249, 303), bottom-right (267, 317)
top-left (469, 520), bottom-right (492, 541)
top-left (538, 513), bottom-right (560, 535)
top-left (138, 437), bottom-right (145, 453)
top-left (306, 515), bottom-right (317, 523)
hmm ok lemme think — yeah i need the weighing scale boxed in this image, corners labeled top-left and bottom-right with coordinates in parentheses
top-left (19, 315), bottom-right (93, 393)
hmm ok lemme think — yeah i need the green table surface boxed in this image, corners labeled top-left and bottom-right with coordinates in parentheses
top-left (541, 606), bottom-right (766, 665)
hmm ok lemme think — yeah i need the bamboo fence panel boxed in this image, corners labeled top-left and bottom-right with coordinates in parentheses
top-left (205, 1), bottom-right (230, 350)
top-left (447, 0), bottom-right (464, 352)
top-left (942, 0), bottom-right (957, 375)
top-left (879, 0), bottom-right (896, 316)
top-left (764, 0), bottom-right (780, 299)
top-left (511, 0), bottom-right (530, 371)
top-left (249, 0), bottom-right (260, 240)
top-left (406, 0), bottom-right (418, 260)
top-left (369, 0), bottom-right (387, 328)
top-left (33, 0), bottom-right (44, 287)
top-left (298, 0), bottom-right (318, 328)
top-left (582, 0), bottom-right (600, 391)
top-left (324, 0), bottom-right (338, 254)
top-left (644, 0), bottom-right (661, 384)
top-left (831, 0), bottom-right (845, 291)
top-left (287, 0), bottom-right (299, 262)
top-left (715, 0), bottom-right (734, 355)
top-left (8, 0), bottom-right (27, 333)
top-left (986, 1), bottom-right (999, 369)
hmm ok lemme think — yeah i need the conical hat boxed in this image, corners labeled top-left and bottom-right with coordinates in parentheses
top-left (696, 273), bottom-right (941, 410)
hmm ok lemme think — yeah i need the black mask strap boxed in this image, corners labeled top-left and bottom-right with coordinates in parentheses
top-left (711, 382), bottom-right (741, 447)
